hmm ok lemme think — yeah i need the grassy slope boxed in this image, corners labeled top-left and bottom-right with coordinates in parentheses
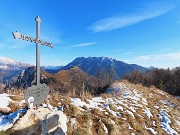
top-left (1, 80), bottom-right (180, 135)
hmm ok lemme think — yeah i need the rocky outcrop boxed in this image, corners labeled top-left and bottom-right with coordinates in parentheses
top-left (11, 107), bottom-right (67, 135)
top-left (14, 67), bottom-right (47, 89)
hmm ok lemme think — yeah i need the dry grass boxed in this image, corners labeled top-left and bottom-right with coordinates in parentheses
top-left (47, 92), bottom-right (64, 107)
top-left (0, 131), bottom-right (9, 135)
top-left (5, 89), bottom-right (24, 95)
top-left (101, 93), bottom-right (113, 99)
top-left (102, 118), bottom-right (119, 135)
top-left (8, 102), bottom-right (25, 112)
top-left (1, 80), bottom-right (179, 135)
top-left (0, 108), bottom-right (10, 114)
top-left (9, 95), bottom-right (24, 101)
top-left (64, 104), bottom-right (82, 117)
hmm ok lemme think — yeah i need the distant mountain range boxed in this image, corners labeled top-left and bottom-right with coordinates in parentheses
top-left (57, 57), bottom-right (148, 79)
top-left (0, 56), bottom-right (151, 84)
top-left (0, 57), bottom-right (61, 84)
top-left (41, 65), bottom-right (63, 73)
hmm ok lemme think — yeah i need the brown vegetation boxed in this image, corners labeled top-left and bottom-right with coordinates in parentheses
top-left (123, 67), bottom-right (180, 96)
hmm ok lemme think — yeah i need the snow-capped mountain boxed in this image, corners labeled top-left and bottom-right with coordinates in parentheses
top-left (0, 57), bottom-right (30, 70)
top-left (0, 57), bottom-right (30, 84)
top-left (58, 57), bottom-right (148, 79)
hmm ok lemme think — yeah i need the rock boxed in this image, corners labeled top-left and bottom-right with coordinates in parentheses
top-left (45, 110), bottom-right (67, 135)
top-left (37, 107), bottom-right (67, 135)
top-left (11, 109), bottom-right (41, 135)
top-left (43, 113), bottom-right (59, 134)
top-left (11, 107), bottom-right (67, 135)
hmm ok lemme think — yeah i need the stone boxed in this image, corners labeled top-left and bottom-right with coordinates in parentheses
top-left (24, 83), bottom-right (49, 107)
top-left (46, 113), bottom-right (59, 133)
top-left (12, 107), bottom-right (67, 135)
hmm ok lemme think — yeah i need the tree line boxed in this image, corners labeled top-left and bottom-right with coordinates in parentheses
top-left (123, 67), bottom-right (180, 96)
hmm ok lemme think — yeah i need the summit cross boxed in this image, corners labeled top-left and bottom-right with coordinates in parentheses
top-left (12, 16), bottom-right (54, 85)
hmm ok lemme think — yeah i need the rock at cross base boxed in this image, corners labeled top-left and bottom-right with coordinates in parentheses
top-left (11, 107), bottom-right (67, 135)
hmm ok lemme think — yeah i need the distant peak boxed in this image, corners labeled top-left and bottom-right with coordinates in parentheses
top-left (75, 56), bottom-right (116, 60)
top-left (0, 56), bottom-right (30, 68)
top-left (0, 57), bottom-right (17, 65)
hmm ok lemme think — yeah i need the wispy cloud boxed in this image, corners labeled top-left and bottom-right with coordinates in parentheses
top-left (41, 34), bottom-right (62, 45)
top-left (124, 52), bottom-right (133, 55)
top-left (6, 39), bottom-right (29, 49)
top-left (135, 52), bottom-right (180, 61)
top-left (69, 42), bottom-right (96, 48)
top-left (160, 48), bottom-right (172, 52)
top-left (0, 44), bottom-right (3, 49)
top-left (113, 49), bottom-right (124, 52)
top-left (88, 4), bottom-right (175, 32)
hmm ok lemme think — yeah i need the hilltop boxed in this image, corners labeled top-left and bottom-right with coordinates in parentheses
top-left (0, 81), bottom-right (179, 135)
top-left (10, 66), bottom-right (99, 95)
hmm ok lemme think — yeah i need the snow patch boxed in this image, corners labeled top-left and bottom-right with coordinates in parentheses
top-left (19, 100), bottom-right (26, 106)
top-left (158, 110), bottom-right (178, 135)
top-left (126, 110), bottom-right (135, 119)
top-left (144, 108), bottom-right (153, 118)
top-left (146, 127), bottom-right (158, 135)
top-left (101, 121), bottom-right (108, 133)
top-left (0, 93), bottom-right (12, 110)
top-left (0, 109), bottom-right (27, 131)
top-left (128, 123), bottom-right (133, 129)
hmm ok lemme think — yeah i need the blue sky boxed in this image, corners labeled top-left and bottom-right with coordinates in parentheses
top-left (0, 0), bottom-right (180, 68)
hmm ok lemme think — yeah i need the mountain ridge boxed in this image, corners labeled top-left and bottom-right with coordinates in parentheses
top-left (10, 66), bottom-right (99, 95)
top-left (58, 56), bottom-right (148, 79)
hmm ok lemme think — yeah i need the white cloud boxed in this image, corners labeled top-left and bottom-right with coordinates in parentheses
top-left (135, 52), bottom-right (180, 61)
top-left (89, 4), bottom-right (175, 32)
top-left (122, 52), bottom-right (180, 68)
top-left (69, 42), bottom-right (96, 48)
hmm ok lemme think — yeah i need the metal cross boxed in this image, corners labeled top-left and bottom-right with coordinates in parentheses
top-left (12, 16), bottom-right (54, 85)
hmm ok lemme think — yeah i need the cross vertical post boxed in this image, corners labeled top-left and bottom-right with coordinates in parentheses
top-left (36, 16), bottom-right (41, 85)
top-left (12, 16), bottom-right (54, 107)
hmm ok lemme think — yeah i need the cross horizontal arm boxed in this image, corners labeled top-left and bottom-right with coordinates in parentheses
top-left (12, 31), bottom-right (54, 48)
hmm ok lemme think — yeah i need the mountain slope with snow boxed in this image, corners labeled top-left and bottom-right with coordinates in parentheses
top-left (0, 81), bottom-right (179, 135)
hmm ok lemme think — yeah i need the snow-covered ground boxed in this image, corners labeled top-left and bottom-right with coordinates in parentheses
top-left (0, 109), bottom-right (27, 131)
top-left (70, 82), bottom-right (180, 135)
